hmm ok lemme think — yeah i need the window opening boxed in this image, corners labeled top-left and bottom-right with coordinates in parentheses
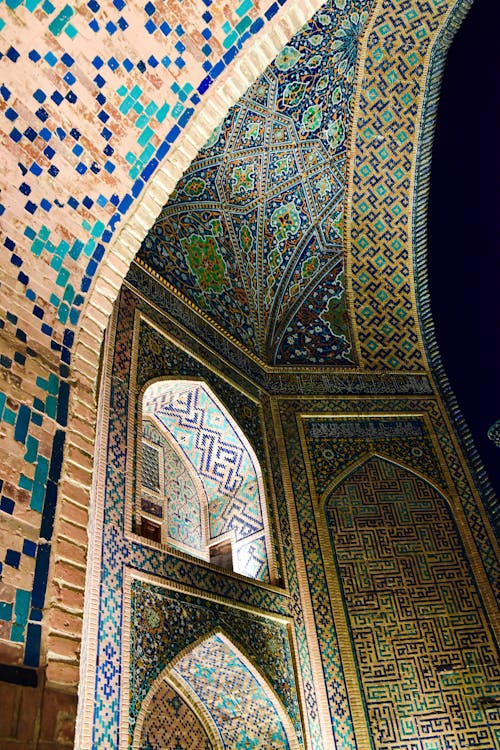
top-left (209, 539), bottom-right (233, 572)
top-left (138, 379), bottom-right (272, 581)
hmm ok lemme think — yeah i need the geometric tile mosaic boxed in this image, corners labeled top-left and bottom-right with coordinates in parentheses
top-left (139, 680), bottom-right (213, 750)
top-left (172, 634), bottom-right (292, 748)
top-left (142, 417), bottom-right (204, 556)
top-left (130, 580), bottom-right (303, 746)
top-left (326, 456), bottom-right (500, 748)
top-left (278, 401), bottom-right (500, 750)
top-left (3, 8), bottom-right (497, 750)
top-left (143, 379), bottom-right (271, 580)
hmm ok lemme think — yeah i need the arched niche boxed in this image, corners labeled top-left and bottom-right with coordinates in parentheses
top-left (134, 632), bottom-right (300, 750)
top-left (138, 379), bottom-right (273, 582)
top-left (136, 677), bottom-right (218, 750)
top-left (322, 455), bottom-right (500, 749)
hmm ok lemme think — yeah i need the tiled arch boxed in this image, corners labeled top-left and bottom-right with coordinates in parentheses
top-left (133, 631), bottom-right (301, 749)
top-left (134, 674), bottom-right (221, 750)
top-left (44, 0), bottom-right (325, 687)
top-left (138, 378), bottom-right (274, 580)
top-left (320, 455), bottom-right (500, 748)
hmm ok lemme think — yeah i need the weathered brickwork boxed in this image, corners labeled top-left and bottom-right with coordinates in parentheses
top-left (0, 0), bottom-right (323, 680)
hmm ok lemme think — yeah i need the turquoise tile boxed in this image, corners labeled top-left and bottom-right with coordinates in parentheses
top-left (137, 126), bottom-right (153, 147)
top-left (24, 435), bottom-right (39, 464)
top-left (145, 101), bottom-right (158, 116)
top-left (156, 103), bottom-right (170, 122)
top-left (48, 374), bottom-right (59, 395)
top-left (19, 474), bottom-right (34, 491)
top-left (34, 456), bottom-right (49, 485)
top-left (63, 284), bottom-right (75, 304)
top-left (45, 396), bottom-right (57, 419)
top-left (4, 409), bottom-right (16, 425)
top-left (48, 4), bottom-right (74, 35)
top-left (11, 623), bottom-right (25, 643)
top-left (135, 113), bottom-right (148, 129)
top-left (30, 484), bottom-right (45, 512)
top-left (58, 303), bottom-right (69, 324)
top-left (64, 23), bottom-right (77, 38)
top-left (56, 268), bottom-right (70, 287)
top-left (0, 602), bottom-right (13, 621)
top-left (236, 0), bottom-right (252, 17)
top-left (91, 220), bottom-right (105, 238)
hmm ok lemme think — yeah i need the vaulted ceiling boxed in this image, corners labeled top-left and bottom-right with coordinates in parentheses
top-left (138, 0), bottom-right (374, 366)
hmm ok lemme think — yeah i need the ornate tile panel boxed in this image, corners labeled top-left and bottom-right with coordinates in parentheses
top-left (325, 456), bottom-right (500, 748)
top-left (129, 580), bottom-right (302, 746)
top-left (277, 399), bottom-right (500, 749)
top-left (139, 0), bottom-right (377, 366)
top-left (173, 635), bottom-right (291, 748)
top-left (142, 418), bottom-right (204, 552)
top-left (139, 681), bottom-right (213, 750)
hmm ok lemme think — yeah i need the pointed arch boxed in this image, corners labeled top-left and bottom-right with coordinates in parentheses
top-left (319, 451), bottom-right (449, 510)
top-left (320, 454), bottom-right (500, 750)
top-left (137, 378), bottom-right (275, 581)
top-left (140, 413), bottom-right (210, 558)
top-left (133, 671), bottom-right (223, 750)
top-left (134, 630), bottom-right (300, 750)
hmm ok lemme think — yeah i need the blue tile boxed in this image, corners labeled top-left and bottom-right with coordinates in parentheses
top-left (7, 47), bottom-right (20, 62)
top-left (118, 193), bottom-right (133, 214)
top-left (24, 623), bottom-right (41, 667)
top-left (198, 75), bottom-right (213, 94)
top-left (0, 496), bottom-right (15, 514)
top-left (140, 158), bottom-right (158, 181)
top-left (40, 478), bottom-right (57, 539)
top-left (56, 382), bottom-right (69, 427)
top-left (23, 539), bottom-right (37, 557)
top-left (10, 128), bottom-right (22, 143)
top-left (264, 2), bottom-right (278, 19)
top-left (5, 549), bottom-right (21, 568)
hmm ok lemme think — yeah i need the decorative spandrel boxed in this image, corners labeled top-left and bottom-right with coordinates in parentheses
top-left (138, 0), bottom-right (374, 366)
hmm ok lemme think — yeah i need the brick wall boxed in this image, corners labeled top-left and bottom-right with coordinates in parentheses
top-left (0, 0), bottom-right (320, 742)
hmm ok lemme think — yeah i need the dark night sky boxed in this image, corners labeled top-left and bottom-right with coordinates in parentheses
top-left (428, 0), bottom-right (500, 503)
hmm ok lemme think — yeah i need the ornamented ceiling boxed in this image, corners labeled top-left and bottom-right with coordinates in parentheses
top-left (138, 0), bottom-right (375, 366)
